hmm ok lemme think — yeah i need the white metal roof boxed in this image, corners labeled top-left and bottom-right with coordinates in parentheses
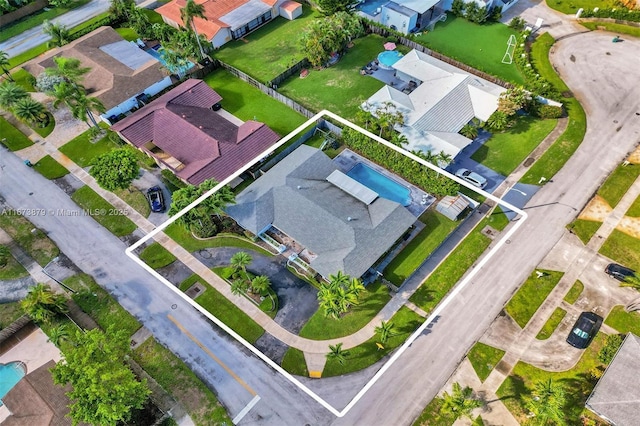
top-left (326, 170), bottom-right (378, 205)
top-left (99, 40), bottom-right (157, 70)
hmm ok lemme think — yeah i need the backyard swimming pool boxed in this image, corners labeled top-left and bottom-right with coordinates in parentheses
top-left (377, 50), bottom-right (403, 70)
top-left (0, 362), bottom-right (25, 404)
top-left (347, 163), bottom-right (411, 206)
top-left (146, 45), bottom-right (195, 76)
top-left (358, 0), bottom-right (389, 16)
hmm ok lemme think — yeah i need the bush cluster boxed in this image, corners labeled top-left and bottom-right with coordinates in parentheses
top-left (580, 7), bottom-right (640, 22)
top-left (451, 0), bottom-right (502, 24)
top-left (513, 32), bottom-right (560, 99)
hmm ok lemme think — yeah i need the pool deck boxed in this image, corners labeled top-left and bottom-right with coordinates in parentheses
top-left (0, 327), bottom-right (62, 375)
top-left (333, 149), bottom-right (435, 217)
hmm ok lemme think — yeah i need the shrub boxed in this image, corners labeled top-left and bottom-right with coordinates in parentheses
top-left (451, 0), bottom-right (465, 17)
top-left (536, 104), bottom-right (564, 119)
top-left (598, 334), bottom-right (624, 364)
top-left (509, 17), bottom-right (526, 31)
top-left (161, 169), bottom-right (186, 189)
top-left (580, 7), bottom-right (640, 22)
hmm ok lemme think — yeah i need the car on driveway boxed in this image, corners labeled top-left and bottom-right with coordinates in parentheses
top-left (605, 263), bottom-right (635, 282)
top-left (566, 311), bottom-right (602, 349)
top-left (455, 168), bottom-right (487, 189)
top-left (146, 186), bottom-right (165, 213)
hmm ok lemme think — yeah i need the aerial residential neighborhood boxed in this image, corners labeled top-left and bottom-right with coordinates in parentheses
top-left (0, 0), bottom-right (639, 424)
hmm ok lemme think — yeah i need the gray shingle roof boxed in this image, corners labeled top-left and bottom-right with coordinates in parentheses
top-left (226, 146), bottom-right (416, 278)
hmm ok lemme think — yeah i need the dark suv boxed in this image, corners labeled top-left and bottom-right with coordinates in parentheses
top-left (146, 186), bottom-right (165, 213)
top-left (566, 312), bottom-right (602, 349)
top-left (605, 263), bottom-right (635, 282)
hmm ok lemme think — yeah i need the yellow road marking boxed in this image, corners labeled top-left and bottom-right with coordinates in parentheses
top-left (167, 314), bottom-right (257, 396)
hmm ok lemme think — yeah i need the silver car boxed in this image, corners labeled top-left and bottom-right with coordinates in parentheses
top-left (455, 168), bottom-right (487, 189)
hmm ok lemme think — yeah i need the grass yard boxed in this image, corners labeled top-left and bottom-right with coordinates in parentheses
top-left (504, 269), bottom-right (564, 328)
top-left (0, 302), bottom-right (24, 329)
top-left (278, 35), bottom-right (390, 120)
top-left (68, 273), bottom-right (142, 336)
top-left (497, 332), bottom-right (607, 425)
top-left (179, 274), bottom-right (264, 343)
top-left (114, 187), bottom-right (151, 217)
top-left (581, 21), bottom-right (640, 38)
top-left (164, 223), bottom-right (273, 255)
top-left (536, 307), bottom-right (567, 340)
top-left (414, 16), bottom-right (525, 85)
top-left (467, 342), bottom-right (506, 382)
top-left (604, 306), bottom-right (640, 335)
top-left (471, 116), bottom-right (557, 176)
top-left (213, 6), bottom-right (318, 82)
top-left (7, 43), bottom-right (49, 68)
top-left (203, 68), bottom-right (306, 136)
top-left (626, 193), bottom-right (640, 217)
top-left (59, 128), bottom-right (119, 167)
top-left (412, 397), bottom-right (458, 426)
top-left (564, 280), bottom-right (584, 304)
top-left (11, 69), bottom-right (36, 91)
top-left (568, 219), bottom-right (601, 244)
top-left (598, 163), bottom-right (640, 208)
top-left (0, 251), bottom-right (29, 280)
top-left (71, 186), bottom-right (137, 237)
top-left (0, 116), bottom-right (34, 151)
top-left (410, 212), bottom-right (509, 313)
top-left (133, 338), bottom-right (232, 425)
top-left (322, 306), bottom-right (424, 377)
top-left (600, 229), bottom-right (640, 271)
top-left (546, 0), bottom-right (616, 14)
top-left (33, 155), bottom-right (69, 179)
top-left (281, 347), bottom-right (308, 377)
top-left (0, 212), bottom-right (59, 266)
top-left (384, 210), bottom-right (458, 285)
top-left (140, 242), bottom-right (177, 269)
top-left (298, 281), bottom-right (390, 340)
top-left (115, 27), bottom-right (139, 41)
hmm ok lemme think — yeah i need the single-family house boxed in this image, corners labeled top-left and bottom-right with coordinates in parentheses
top-left (226, 145), bottom-right (416, 279)
top-left (23, 26), bottom-right (172, 122)
top-left (364, 49), bottom-right (506, 160)
top-left (157, 0), bottom-right (303, 49)
top-left (111, 79), bottom-right (281, 186)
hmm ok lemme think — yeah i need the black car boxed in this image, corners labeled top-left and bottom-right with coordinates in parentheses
top-left (605, 263), bottom-right (635, 282)
top-left (566, 311), bottom-right (602, 349)
top-left (146, 186), bottom-right (165, 213)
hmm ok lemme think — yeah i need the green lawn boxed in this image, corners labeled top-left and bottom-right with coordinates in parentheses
top-left (568, 219), bottom-right (601, 244)
top-left (141, 8), bottom-right (164, 24)
top-left (0, 302), bottom-right (24, 329)
top-left (133, 338), bottom-right (232, 425)
top-left (179, 274), bottom-right (264, 343)
top-left (213, 6), bottom-right (318, 83)
top-left (0, 251), bottom-right (29, 280)
top-left (410, 213), bottom-right (509, 313)
top-left (504, 269), bottom-right (564, 328)
top-left (467, 342), bottom-right (506, 382)
top-left (384, 211), bottom-right (458, 285)
top-left (114, 187), bottom-right (150, 217)
top-left (604, 306), bottom-right (640, 335)
top-left (164, 223), bottom-right (273, 255)
top-left (11, 68), bottom-right (36, 91)
top-left (598, 163), bottom-right (640, 208)
top-left (564, 280), bottom-right (584, 304)
top-left (322, 306), bottom-right (424, 377)
top-left (115, 27), bottom-right (139, 42)
top-left (546, 0), bottom-right (616, 15)
top-left (581, 21), bottom-right (640, 38)
top-left (278, 35), bottom-right (390, 120)
top-left (68, 273), bottom-right (141, 336)
top-left (471, 116), bottom-right (557, 176)
top-left (626, 193), bottom-right (640, 217)
top-left (59, 128), bottom-right (119, 167)
top-left (7, 43), bottom-right (49, 68)
top-left (600, 229), bottom-right (640, 271)
top-left (71, 186), bottom-right (137, 237)
top-left (0, 212), bottom-right (59, 266)
top-left (139, 242), bottom-right (177, 269)
top-left (281, 347), bottom-right (308, 377)
top-left (298, 281), bottom-right (391, 340)
top-left (412, 396), bottom-right (459, 426)
top-left (203, 68), bottom-right (306, 136)
top-left (536, 307), bottom-right (567, 340)
top-left (414, 16), bottom-right (525, 85)
top-left (33, 155), bottom-right (69, 179)
top-left (0, 116), bottom-right (34, 151)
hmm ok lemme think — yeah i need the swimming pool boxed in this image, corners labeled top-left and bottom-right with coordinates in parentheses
top-left (0, 362), bottom-right (26, 404)
top-left (347, 163), bottom-right (411, 206)
top-left (358, 0), bottom-right (389, 16)
top-left (146, 46), bottom-right (195, 76)
top-left (377, 50), bottom-right (403, 70)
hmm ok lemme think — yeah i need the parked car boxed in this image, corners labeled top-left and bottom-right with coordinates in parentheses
top-left (455, 168), bottom-right (487, 189)
top-left (605, 263), bottom-right (635, 282)
top-left (566, 311), bottom-right (602, 349)
top-left (146, 186), bottom-right (165, 213)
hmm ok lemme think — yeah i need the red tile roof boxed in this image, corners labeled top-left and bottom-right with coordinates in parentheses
top-left (112, 79), bottom-right (281, 185)
top-left (280, 0), bottom-right (300, 11)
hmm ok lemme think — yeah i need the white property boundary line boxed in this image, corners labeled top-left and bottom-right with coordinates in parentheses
top-left (125, 110), bottom-right (528, 418)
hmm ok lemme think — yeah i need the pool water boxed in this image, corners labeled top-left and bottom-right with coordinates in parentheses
top-left (146, 46), bottom-right (195, 76)
top-left (347, 163), bottom-right (411, 206)
top-left (358, 0), bottom-right (390, 16)
top-left (378, 50), bottom-right (403, 69)
top-left (0, 362), bottom-right (26, 404)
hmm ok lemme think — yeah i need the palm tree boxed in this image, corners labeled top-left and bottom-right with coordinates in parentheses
top-left (333, 285), bottom-right (358, 313)
top-left (440, 382), bottom-right (483, 421)
top-left (250, 275), bottom-right (271, 294)
top-left (436, 151), bottom-right (453, 168)
top-left (159, 47), bottom-right (190, 79)
top-left (348, 278), bottom-right (365, 298)
top-left (318, 286), bottom-right (340, 319)
top-left (199, 179), bottom-right (236, 220)
top-left (460, 123), bottom-right (478, 139)
top-left (20, 283), bottom-right (69, 324)
top-left (524, 379), bottom-right (567, 426)
top-left (180, 0), bottom-right (207, 59)
top-left (326, 342), bottom-right (350, 365)
top-left (13, 97), bottom-right (49, 127)
top-left (47, 324), bottom-right (70, 346)
top-left (68, 91), bottom-right (105, 128)
top-left (43, 20), bottom-right (71, 48)
top-left (390, 132), bottom-right (408, 146)
top-left (0, 50), bottom-right (13, 82)
top-left (375, 320), bottom-right (395, 344)
top-left (45, 57), bottom-right (90, 87)
top-left (0, 81), bottom-right (28, 109)
top-left (230, 251), bottom-right (252, 282)
top-left (327, 271), bottom-right (350, 291)
top-left (621, 274), bottom-right (640, 291)
top-left (230, 279), bottom-right (249, 296)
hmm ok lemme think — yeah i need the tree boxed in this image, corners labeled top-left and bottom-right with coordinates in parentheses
top-left (0, 49), bottom-right (13, 82)
top-left (326, 342), bottom-right (350, 365)
top-left (45, 57), bottom-right (90, 87)
top-left (67, 89), bottom-right (106, 127)
top-left (13, 97), bottom-right (49, 127)
top-left (440, 382), bottom-right (483, 421)
top-left (318, 272), bottom-right (363, 318)
top-left (231, 278), bottom-right (249, 296)
top-left (35, 73), bottom-right (65, 93)
top-left (498, 87), bottom-right (533, 116)
top-left (89, 148), bottom-right (139, 191)
top-left (451, 0), bottom-right (466, 17)
top-left (230, 251), bottom-right (252, 283)
top-left (598, 334), bottom-right (624, 364)
top-left (0, 245), bottom-right (9, 267)
top-left (347, 278), bottom-right (365, 298)
top-left (47, 324), bottom-right (70, 346)
top-left (168, 179), bottom-right (236, 230)
top-left (524, 379), bottom-right (567, 426)
top-left (43, 20), bottom-right (71, 48)
top-left (180, 0), bottom-right (207, 59)
top-left (52, 327), bottom-right (150, 425)
top-left (159, 47), bottom-right (190, 78)
top-left (109, 0), bottom-right (134, 21)
top-left (375, 320), bottom-right (395, 344)
top-left (0, 81), bottom-right (28, 109)
top-left (621, 273), bottom-right (640, 291)
top-left (250, 275), bottom-right (271, 294)
top-left (486, 110), bottom-right (509, 131)
top-left (20, 283), bottom-right (69, 324)
top-left (328, 270), bottom-right (350, 290)
top-left (460, 123), bottom-right (478, 139)
top-left (315, 0), bottom-right (358, 15)
top-left (300, 12), bottom-right (363, 67)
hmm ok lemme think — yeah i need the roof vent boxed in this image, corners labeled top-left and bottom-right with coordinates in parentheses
top-left (347, 216), bottom-right (352, 221)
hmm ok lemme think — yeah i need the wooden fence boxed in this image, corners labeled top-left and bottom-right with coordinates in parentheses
top-left (269, 58), bottom-right (310, 88)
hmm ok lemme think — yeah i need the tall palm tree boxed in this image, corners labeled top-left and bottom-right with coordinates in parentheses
top-left (250, 275), bottom-right (271, 294)
top-left (326, 343), bottom-right (350, 365)
top-left (45, 57), bottom-right (90, 87)
top-left (0, 50), bottom-right (14, 82)
top-left (199, 179), bottom-right (236, 220)
top-left (230, 251), bottom-right (252, 282)
top-left (159, 47), bottom-right (190, 79)
top-left (524, 379), bottom-right (567, 426)
top-left (43, 20), bottom-right (71, 48)
top-left (328, 271), bottom-right (350, 291)
top-left (440, 382), bottom-right (483, 421)
top-left (375, 320), bottom-right (395, 344)
top-left (621, 274), bottom-right (640, 291)
top-left (180, 0), bottom-right (207, 59)
top-left (0, 81), bottom-right (28, 109)
top-left (68, 91), bottom-right (105, 128)
top-left (230, 279), bottom-right (249, 296)
top-left (13, 97), bottom-right (49, 127)
top-left (20, 283), bottom-right (69, 324)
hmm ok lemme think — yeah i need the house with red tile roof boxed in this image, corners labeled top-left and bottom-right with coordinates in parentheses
top-left (157, 0), bottom-right (303, 48)
top-left (111, 79), bottom-right (281, 186)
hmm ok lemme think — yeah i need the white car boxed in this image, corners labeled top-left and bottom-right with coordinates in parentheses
top-left (455, 168), bottom-right (487, 189)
